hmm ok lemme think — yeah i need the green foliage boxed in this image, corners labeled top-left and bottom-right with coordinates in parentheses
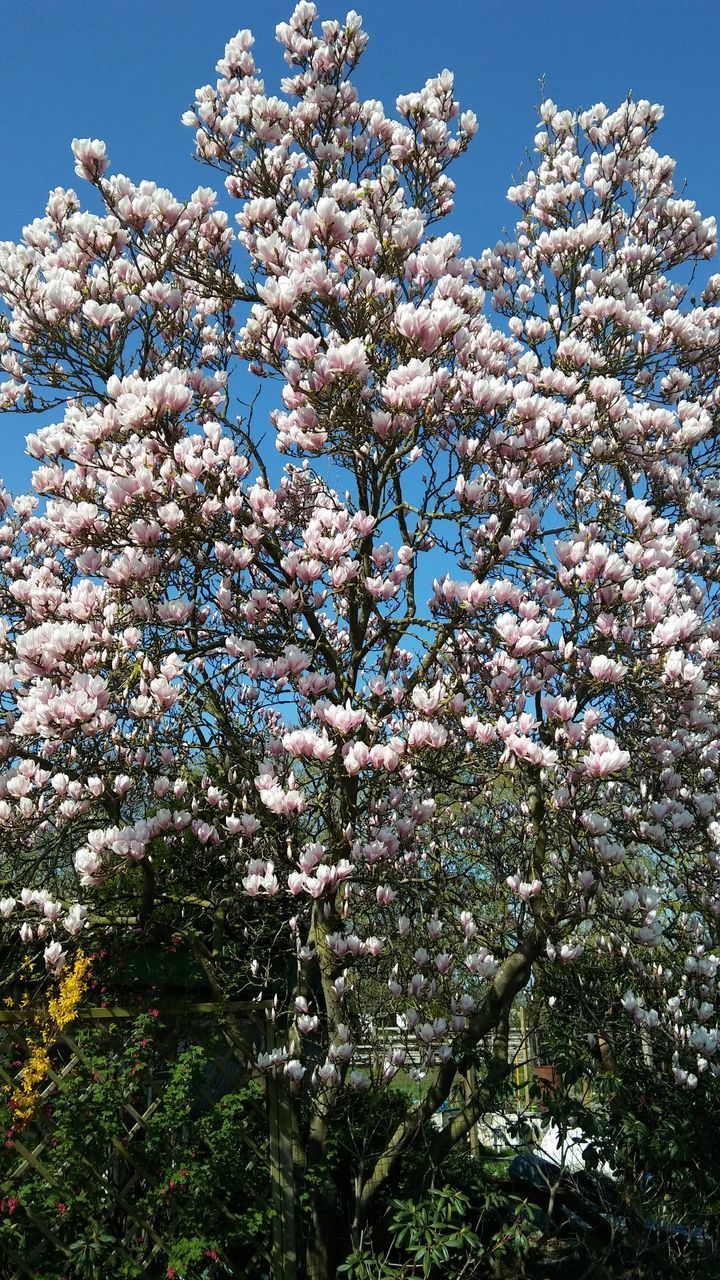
top-left (3, 963), bottom-right (717, 1280)
top-left (0, 1012), bottom-right (272, 1279)
top-left (339, 1187), bottom-right (481, 1279)
top-left (387, 1188), bottom-right (483, 1276)
top-left (337, 1181), bottom-right (541, 1279)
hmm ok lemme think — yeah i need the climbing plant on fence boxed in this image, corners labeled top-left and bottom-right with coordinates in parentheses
top-left (0, 1001), bottom-right (296, 1280)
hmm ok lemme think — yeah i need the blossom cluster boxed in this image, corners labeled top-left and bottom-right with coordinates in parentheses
top-left (0, 4), bottom-right (717, 1094)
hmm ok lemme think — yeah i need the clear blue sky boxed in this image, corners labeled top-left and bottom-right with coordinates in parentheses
top-left (1, 0), bottom-right (719, 492)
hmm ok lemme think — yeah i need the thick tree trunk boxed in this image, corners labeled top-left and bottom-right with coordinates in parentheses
top-left (304, 897), bottom-right (352, 1280)
top-left (306, 1214), bottom-right (335, 1280)
top-left (305, 1105), bottom-right (333, 1280)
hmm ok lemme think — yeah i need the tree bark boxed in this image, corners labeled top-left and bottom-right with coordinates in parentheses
top-left (354, 934), bottom-right (542, 1231)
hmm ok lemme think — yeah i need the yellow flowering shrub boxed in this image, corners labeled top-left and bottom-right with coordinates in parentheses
top-left (7, 950), bottom-right (91, 1129)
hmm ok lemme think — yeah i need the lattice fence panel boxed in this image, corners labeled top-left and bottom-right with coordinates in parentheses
top-left (0, 1002), bottom-right (295, 1280)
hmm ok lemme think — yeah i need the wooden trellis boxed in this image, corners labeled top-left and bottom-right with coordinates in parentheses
top-left (0, 1002), bottom-right (298, 1280)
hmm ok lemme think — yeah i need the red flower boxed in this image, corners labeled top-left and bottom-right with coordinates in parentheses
top-left (56, 1201), bottom-right (68, 1215)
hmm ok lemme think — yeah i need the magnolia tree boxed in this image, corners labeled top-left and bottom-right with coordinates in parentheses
top-left (0, 4), bottom-right (719, 1274)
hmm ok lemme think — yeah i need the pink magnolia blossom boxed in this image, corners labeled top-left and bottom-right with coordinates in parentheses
top-left (582, 734), bottom-right (631, 777)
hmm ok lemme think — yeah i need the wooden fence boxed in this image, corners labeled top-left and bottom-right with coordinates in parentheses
top-left (0, 1001), bottom-right (298, 1280)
